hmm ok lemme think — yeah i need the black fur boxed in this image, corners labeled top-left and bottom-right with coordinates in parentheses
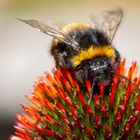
top-left (51, 27), bottom-right (120, 90)
top-left (67, 28), bottom-right (111, 47)
top-left (51, 27), bottom-right (114, 67)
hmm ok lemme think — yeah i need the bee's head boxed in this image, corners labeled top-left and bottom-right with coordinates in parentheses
top-left (74, 57), bottom-right (114, 86)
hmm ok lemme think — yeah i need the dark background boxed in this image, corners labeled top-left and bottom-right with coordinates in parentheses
top-left (0, 0), bottom-right (140, 139)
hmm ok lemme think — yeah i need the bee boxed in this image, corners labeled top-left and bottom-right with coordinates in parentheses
top-left (19, 8), bottom-right (130, 103)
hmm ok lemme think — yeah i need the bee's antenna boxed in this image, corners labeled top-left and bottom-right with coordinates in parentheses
top-left (111, 70), bottom-right (132, 83)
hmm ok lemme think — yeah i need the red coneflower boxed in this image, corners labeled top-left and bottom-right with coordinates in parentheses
top-left (11, 59), bottom-right (140, 140)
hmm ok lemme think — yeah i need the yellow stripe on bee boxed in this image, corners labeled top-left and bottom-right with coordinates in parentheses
top-left (72, 46), bottom-right (115, 67)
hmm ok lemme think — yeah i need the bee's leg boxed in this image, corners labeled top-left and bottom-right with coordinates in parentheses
top-left (111, 70), bottom-right (132, 83)
top-left (88, 81), bottom-right (95, 104)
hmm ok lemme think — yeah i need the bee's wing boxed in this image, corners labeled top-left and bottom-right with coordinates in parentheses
top-left (18, 19), bottom-right (79, 50)
top-left (90, 8), bottom-right (123, 41)
top-left (48, 20), bottom-right (66, 30)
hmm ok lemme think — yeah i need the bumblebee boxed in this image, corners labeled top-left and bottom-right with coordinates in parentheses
top-left (20, 8), bottom-right (128, 103)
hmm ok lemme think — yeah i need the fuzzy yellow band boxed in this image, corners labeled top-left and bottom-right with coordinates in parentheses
top-left (72, 46), bottom-right (115, 67)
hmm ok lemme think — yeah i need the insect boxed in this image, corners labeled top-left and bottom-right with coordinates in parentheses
top-left (19, 8), bottom-right (130, 103)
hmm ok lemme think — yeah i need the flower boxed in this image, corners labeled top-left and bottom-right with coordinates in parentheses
top-left (11, 59), bottom-right (140, 140)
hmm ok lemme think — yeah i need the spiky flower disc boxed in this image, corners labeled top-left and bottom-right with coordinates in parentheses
top-left (11, 60), bottom-right (140, 140)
